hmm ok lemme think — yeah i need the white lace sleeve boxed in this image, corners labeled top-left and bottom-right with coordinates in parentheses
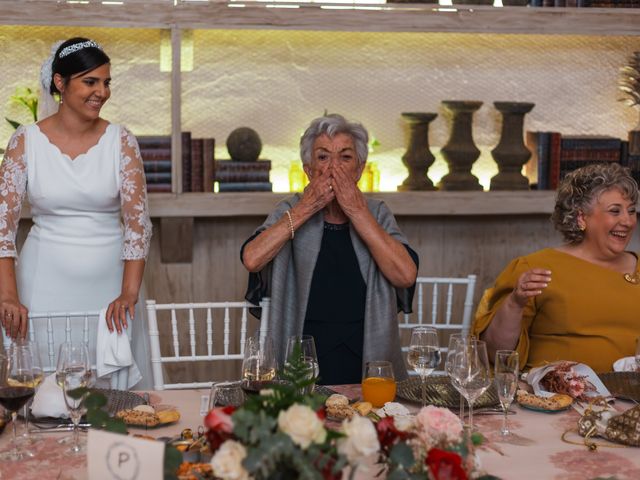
top-left (0, 127), bottom-right (28, 258)
top-left (119, 127), bottom-right (152, 260)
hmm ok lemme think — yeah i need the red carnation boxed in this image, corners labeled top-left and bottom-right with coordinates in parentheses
top-left (376, 416), bottom-right (412, 455)
top-left (425, 448), bottom-right (468, 480)
top-left (204, 405), bottom-right (236, 452)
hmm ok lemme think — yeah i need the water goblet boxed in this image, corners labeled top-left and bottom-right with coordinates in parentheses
top-left (62, 367), bottom-right (89, 454)
top-left (362, 360), bottom-right (397, 408)
top-left (285, 335), bottom-right (319, 394)
top-left (445, 333), bottom-right (475, 420)
top-left (407, 326), bottom-right (441, 407)
top-left (449, 339), bottom-right (491, 434)
top-left (0, 344), bottom-right (36, 461)
top-left (55, 342), bottom-right (90, 444)
top-left (241, 334), bottom-right (277, 395)
top-left (494, 350), bottom-right (519, 438)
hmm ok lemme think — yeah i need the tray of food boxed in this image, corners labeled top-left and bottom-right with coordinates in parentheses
top-left (515, 390), bottom-right (573, 413)
top-left (115, 404), bottom-right (181, 428)
top-left (396, 375), bottom-right (500, 409)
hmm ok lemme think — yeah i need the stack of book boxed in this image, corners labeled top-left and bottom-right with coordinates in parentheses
top-left (137, 132), bottom-right (216, 193)
top-left (621, 140), bottom-right (640, 186)
top-left (137, 135), bottom-right (173, 193)
top-left (529, 0), bottom-right (640, 6)
top-left (525, 132), bottom-right (622, 190)
top-left (215, 160), bottom-right (272, 192)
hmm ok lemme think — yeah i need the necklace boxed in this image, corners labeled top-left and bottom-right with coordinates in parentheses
top-left (623, 272), bottom-right (640, 284)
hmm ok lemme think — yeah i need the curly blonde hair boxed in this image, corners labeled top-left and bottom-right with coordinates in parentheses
top-left (552, 163), bottom-right (638, 244)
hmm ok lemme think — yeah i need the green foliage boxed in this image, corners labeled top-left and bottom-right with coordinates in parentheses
top-left (5, 86), bottom-right (38, 129)
top-left (219, 342), bottom-right (349, 480)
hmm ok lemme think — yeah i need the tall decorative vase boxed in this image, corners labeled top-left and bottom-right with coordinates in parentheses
top-left (439, 100), bottom-right (483, 191)
top-left (490, 101), bottom-right (535, 191)
top-left (398, 112), bottom-right (438, 191)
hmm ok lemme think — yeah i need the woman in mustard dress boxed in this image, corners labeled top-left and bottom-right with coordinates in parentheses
top-left (474, 163), bottom-right (639, 373)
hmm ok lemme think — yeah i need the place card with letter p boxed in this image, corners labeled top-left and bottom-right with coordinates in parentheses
top-left (88, 430), bottom-right (164, 480)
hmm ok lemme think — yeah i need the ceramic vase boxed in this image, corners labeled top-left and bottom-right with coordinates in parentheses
top-left (439, 100), bottom-right (483, 191)
top-left (490, 101), bottom-right (535, 190)
top-left (398, 112), bottom-right (438, 191)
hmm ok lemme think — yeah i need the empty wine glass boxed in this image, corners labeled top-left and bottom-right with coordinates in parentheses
top-left (241, 334), bottom-right (277, 395)
top-left (494, 350), bottom-right (519, 437)
top-left (62, 366), bottom-right (89, 454)
top-left (449, 339), bottom-right (491, 433)
top-left (285, 335), bottom-right (319, 394)
top-left (445, 333), bottom-right (475, 421)
top-left (407, 326), bottom-right (441, 407)
top-left (0, 343), bottom-right (36, 461)
top-left (55, 342), bottom-right (90, 445)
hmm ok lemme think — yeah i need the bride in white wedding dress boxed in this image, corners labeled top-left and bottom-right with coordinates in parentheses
top-left (0, 37), bottom-right (153, 388)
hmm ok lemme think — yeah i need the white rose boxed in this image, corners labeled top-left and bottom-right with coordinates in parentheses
top-left (278, 404), bottom-right (326, 449)
top-left (210, 440), bottom-right (250, 480)
top-left (338, 415), bottom-right (380, 464)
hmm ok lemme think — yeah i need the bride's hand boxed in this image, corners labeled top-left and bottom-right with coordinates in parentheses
top-left (106, 293), bottom-right (138, 335)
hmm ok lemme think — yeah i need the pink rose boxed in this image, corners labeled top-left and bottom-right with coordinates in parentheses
top-left (415, 406), bottom-right (463, 447)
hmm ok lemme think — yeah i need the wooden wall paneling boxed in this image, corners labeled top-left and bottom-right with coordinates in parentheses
top-left (159, 217), bottom-right (194, 263)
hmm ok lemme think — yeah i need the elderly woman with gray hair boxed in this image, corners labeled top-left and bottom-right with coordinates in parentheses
top-left (242, 114), bottom-right (418, 384)
top-left (473, 162), bottom-right (639, 373)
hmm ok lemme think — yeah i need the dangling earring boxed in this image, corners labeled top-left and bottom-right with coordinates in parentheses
top-left (579, 224), bottom-right (586, 232)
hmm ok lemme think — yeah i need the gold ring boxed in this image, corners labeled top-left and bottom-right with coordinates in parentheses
top-left (120, 305), bottom-right (126, 309)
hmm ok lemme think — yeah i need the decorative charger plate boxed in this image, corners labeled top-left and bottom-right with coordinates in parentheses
top-left (396, 375), bottom-right (500, 409)
top-left (598, 372), bottom-right (640, 403)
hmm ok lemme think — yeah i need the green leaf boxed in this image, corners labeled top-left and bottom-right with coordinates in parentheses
top-left (66, 386), bottom-right (89, 400)
top-left (163, 445), bottom-right (182, 480)
top-left (471, 431), bottom-right (485, 446)
top-left (84, 391), bottom-right (108, 409)
top-left (5, 118), bottom-right (21, 130)
top-left (86, 409), bottom-right (110, 428)
top-left (389, 442), bottom-right (415, 468)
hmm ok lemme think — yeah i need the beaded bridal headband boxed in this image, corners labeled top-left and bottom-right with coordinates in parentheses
top-left (58, 39), bottom-right (102, 58)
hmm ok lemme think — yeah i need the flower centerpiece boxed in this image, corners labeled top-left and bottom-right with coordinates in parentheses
top-left (204, 343), bottom-right (380, 479)
top-left (374, 404), bottom-right (496, 480)
top-left (203, 344), bottom-right (496, 480)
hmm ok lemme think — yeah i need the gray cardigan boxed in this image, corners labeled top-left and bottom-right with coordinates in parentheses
top-left (244, 194), bottom-right (417, 381)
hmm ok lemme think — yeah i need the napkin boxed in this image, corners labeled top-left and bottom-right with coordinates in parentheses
top-left (96, 308), bottom-right (142, 389)
top-left (526, 361), bottom-right (612, 400)
top-left (613, 356), bottom-right (639, 372)
top-left (30, 373), bottom-right (69, 419)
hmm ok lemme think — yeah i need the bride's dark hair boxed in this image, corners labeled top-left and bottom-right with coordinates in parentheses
top-left (49, 37), bottom-right (110, 95)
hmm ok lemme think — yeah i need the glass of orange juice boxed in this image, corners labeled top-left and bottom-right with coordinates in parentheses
top-left (361, 361), bottom-right (397, 408)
